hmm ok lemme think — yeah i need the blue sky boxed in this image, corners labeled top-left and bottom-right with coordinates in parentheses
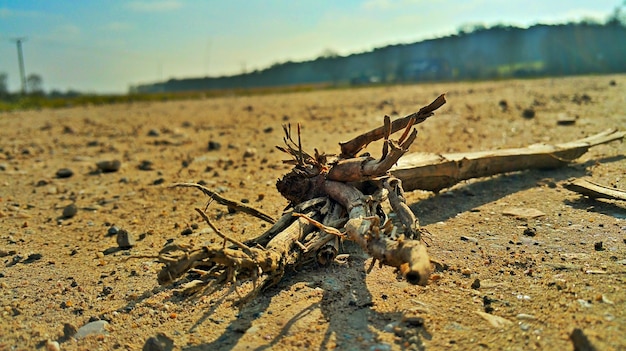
top-left (0, 0), bottom-right (622, 93)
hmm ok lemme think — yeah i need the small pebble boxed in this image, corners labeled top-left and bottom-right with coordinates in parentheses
top-left (523, 227), bottom-right (536, 237)
top-left (383, 321), bottom-right (399, 332)
top-left (471, 278), bottom-right (481, 289)
top-left (107, 226), bottom-right (120, 236)
top-left (96, 160), bottom-right (121, 173)
top-left (45, 340), bottom-right (60, 351)
top-left (147, 128), bottom-right (160, 137)
top-left (243, 148), bottom-right (257, 158)
top-left (62, 204), bottom-right (78, 218)
top-left (138, 160), bottom-right (154, 171)
top-left (556, 114), bottom-right (577, 126)
top-left (56, 168), bottom-right (74, 178)
top-left (143, 333), bottom-right (174, 351)
top-left (207, 141), bottom-right (221, 151)
top-left (594, 242), bottom-right (604, 251)
top-left (460, 236), bottom-right (478, 243)
top-left (522, 108), bottom-right (535, 119)
top-left (75, 320), bottom-right (109, 339)
top-left (117, 229), bottom-right (136, 249)
top-left (180, 228), bottom-right (193, 235)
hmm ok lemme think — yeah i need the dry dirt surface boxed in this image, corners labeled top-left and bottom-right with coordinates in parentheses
top-left (1, 75), bottom-right (625, 351)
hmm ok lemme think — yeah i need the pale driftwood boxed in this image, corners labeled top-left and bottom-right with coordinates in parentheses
top-left (391, 128), bottom-right (625, 193)
top-left (564, 178), bottom-right (626, 201)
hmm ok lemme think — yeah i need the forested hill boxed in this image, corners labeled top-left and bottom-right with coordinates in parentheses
top-left (131, 22), bottom-right (626, 93)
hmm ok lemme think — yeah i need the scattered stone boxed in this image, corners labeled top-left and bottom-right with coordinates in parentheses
top-left (557, 114), bottom-right (577, 126)
top-left (138, 160), bottom-right (154, 171)
top-left (243, 148), bottom-right (257, 158)
top-left (498, 99), bottom-right (508, 111)
top-left (475, 311), bottom-right (513, 328)
top-left (96, 160), bottom-right (122, 173)
top-left (45, 340), bottom-right (60, 351)
top-left (62, 204), bottom-right (78, 218)
top-left (460, 235), bottom-right (478, 243)
top-left (23, 253), bottom-right (43, 264)
top-left (117, 229), bottom-right (136, 249)
top-left (107, 226), bottom-right (120, 236)
top-left (181, 227), bottom-right (193, 235)
top-left (593, 241), bottom-right (604, 251)
top-left (152, 178), bottom-right (165, 185)
top-left (35, 179), bottom-right (50, 187)
top-left (263, 126), bottom-right (274, 133)
top-left (523, 227), bottom-right (537, 237)
top-left (147, 128), bottom-right (160, 137)
top-left (609, 80), bottom-right (616, 86)
top-left (75, 320), bottom-right (109, 339)
top-left (384, 321), bottom-right (399, 332)
top-left (502, 207), bottom-right (545, 219)
top-left (207, 141), bottom-right (221, 151)
top-left (471, 278), bottom-right (481, 289)
top-left (143, 333), bottom-right (174, 351)
top-left (522, 108), bottom-right (535, 119)
top-left (102, 286), bottom-right (114, 296)
top-left (569, 328), bottom-right (596, 351)
top-left (55, 168), bottom-right (74, 178)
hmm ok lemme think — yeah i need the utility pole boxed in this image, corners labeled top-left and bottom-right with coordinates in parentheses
top-left (11, 37), bottom-right (27, 94)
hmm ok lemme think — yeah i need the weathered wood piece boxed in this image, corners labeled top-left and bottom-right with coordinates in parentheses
top-left (392, 128), bottom-right (625, 192)
top-left (564, 178), bottom-right (626, 201)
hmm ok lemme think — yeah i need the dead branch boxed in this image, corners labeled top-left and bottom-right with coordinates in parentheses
top-left (339, 94), bottom-right (446, 158)
top-left (564, 178), bottom-right (626, 201)
top-left (171, 182), bottom-right (276, 224)
top-left (392, 128), bottom-right (625, 192)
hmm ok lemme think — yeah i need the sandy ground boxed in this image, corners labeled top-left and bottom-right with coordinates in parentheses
top-left (0, 75), bottom-right (625, 351)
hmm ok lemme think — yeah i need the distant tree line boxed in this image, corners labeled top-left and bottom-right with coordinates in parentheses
top-left (132, 16), bottom-right (626, 94)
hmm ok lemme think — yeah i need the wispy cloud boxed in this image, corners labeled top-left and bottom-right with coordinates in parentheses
top-left (126, 1), bottom-right (183, 12)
